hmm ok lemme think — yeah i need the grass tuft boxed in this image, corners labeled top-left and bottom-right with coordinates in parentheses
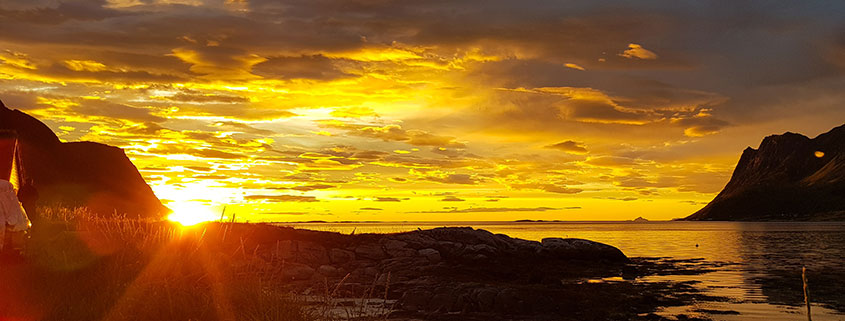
top-left (2, 206), bottom-right (314, 321)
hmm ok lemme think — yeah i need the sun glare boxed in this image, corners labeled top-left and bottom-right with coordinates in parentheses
top-left (167, 202), bottom-right (219, 226)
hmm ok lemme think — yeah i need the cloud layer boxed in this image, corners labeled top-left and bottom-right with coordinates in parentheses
top-left (1, 0), bottom-right (844, 220)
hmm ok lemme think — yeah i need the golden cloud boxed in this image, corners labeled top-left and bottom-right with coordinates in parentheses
top-left (619, 43), bottom-right (658, 60)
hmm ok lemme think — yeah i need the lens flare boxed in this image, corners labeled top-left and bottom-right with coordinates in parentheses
top-left (167, 202), bottom-right (218, 226)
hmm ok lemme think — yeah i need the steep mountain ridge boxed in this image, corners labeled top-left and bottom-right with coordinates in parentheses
top-left (686, 123), bottom-right (845, 221)
top-left (0, 99), bottom-right (167, 218)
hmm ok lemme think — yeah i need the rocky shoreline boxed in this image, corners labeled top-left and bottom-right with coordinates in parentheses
top-left (203, 223), bottom-right (717, 320)
top-left (3, 220), bottom-right (737, 320)
top-left (15, 220), bottom-right (843, 320)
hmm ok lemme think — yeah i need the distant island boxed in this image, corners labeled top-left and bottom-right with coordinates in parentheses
top-left (686, 123), bottom-right (845, 221)
top-left (279, 220), bottom-right (385, 224)
top-left (630, 217), bottom-right (649, 223)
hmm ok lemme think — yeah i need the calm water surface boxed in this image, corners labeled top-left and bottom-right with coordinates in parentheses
top-left (282, 221), bottom-right (845, 321)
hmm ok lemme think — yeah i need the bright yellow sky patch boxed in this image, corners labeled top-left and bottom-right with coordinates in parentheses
top-left (2, 0), bottom-right (843, 222)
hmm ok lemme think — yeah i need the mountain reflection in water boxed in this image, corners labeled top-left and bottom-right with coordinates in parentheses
top-left (282, 221), bottom-right (845, 320)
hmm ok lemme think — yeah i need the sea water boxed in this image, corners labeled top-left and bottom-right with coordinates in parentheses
top-left (279, 221), bottom-right (845, 320)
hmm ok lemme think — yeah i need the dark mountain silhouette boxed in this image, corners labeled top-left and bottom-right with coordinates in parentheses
top-left (686, 123), bottom-right (845, 221)
top-left (0, 99), bottom-right (167, 218)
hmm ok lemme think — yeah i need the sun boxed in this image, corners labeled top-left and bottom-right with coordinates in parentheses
top-left (167, 202), bottom-right (219, 226)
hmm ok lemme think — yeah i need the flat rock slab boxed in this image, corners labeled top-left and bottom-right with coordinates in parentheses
top-left (540, 237), bottom-right (628, 262)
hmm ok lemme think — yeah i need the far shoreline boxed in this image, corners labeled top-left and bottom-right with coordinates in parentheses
top-left (268, 219), bottom-right (845, 224)
top-left (271, 219), bottom-right (678, 224)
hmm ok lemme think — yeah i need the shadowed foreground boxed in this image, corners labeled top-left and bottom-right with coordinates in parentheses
top-left (0, 209), bottom-right (310, 321)
top-left (0, 208), bottom-right (717, 321)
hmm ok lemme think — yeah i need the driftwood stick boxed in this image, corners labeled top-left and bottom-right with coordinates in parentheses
top-left (803, 266), bottom-right (811, 321)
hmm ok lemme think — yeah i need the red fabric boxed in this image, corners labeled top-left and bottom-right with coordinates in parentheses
top-left (0, 137), bottom-right (15, 182)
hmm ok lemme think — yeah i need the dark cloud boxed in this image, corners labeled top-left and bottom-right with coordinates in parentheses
top-left (73, 99), bottom-right (165, 123)
top-left (681, 200), bottom-right (709, 206)
top-left (262, 211), bottom-right (310, 215)
top-left (165, 93), bottom-right (249, 104)
top-left (244, 195), bottom-right (319, 202)
top-left (190, 148), bottom-right (245, 160)
top-left (2, 0), bottom-right (841, 128)
top-left (378, 154), bottom-right (482, 170)
top-left (671, 114), bottom-right (730, 137)
top-left (253, 54), bottom-right (354, 80)
top-left (351, 150), bottom-right (390, 160)
top-left (411, 206), bottom-right (577, 213)
top-left (0, 1), bottom-right (126, 24)
top-left (562, 99), bottom-right (652, 125)
top-left (546, 140), bottom-right (588, 154)
top-left (440, 196), bottom-right (465, 202)
top-left (424, 173), bottom-right (479, 185)
top-left (510, 183), bottom-right (583, 194)
top-left (0, 90), bottom-right (40, 110)
top-left (40, 63), bottom-right (187, 83)
top-left (319, 122), bottom-right (466, 148)
top-left (191, 174), bottom-right (227, 180)
top-left (612, 174), bottom-right (676, 189)
top-left (585, 156), bottom-right (639, 167)
top-left (289, 184), bottom-right (336, 192)
top-left (120, 122), bottom-right (165, 136)
top-left (1, 0), bottom-right (844, 221)
top-left (210, 121), bottom-right (274, 135)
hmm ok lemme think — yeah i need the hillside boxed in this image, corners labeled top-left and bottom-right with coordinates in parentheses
top-left (0, 99), bottom-right (167, 218)
top-left (686, 124), bottom-right (845, 221)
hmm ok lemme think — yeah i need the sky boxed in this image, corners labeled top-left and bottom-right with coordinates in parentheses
top-left (1, 0), bottom-right (844, 222)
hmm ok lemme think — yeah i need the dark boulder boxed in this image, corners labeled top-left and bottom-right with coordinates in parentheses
top-left (328, 248), bottom-right (355, 264)
top-left (211, 224), bottom-right (632, 319)
top-left (354, 243), bottom-right (388, 260)
top-left (540, 238), bottom-right (629, 263)
top-left (418, 248), bottom-right (442, 263)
